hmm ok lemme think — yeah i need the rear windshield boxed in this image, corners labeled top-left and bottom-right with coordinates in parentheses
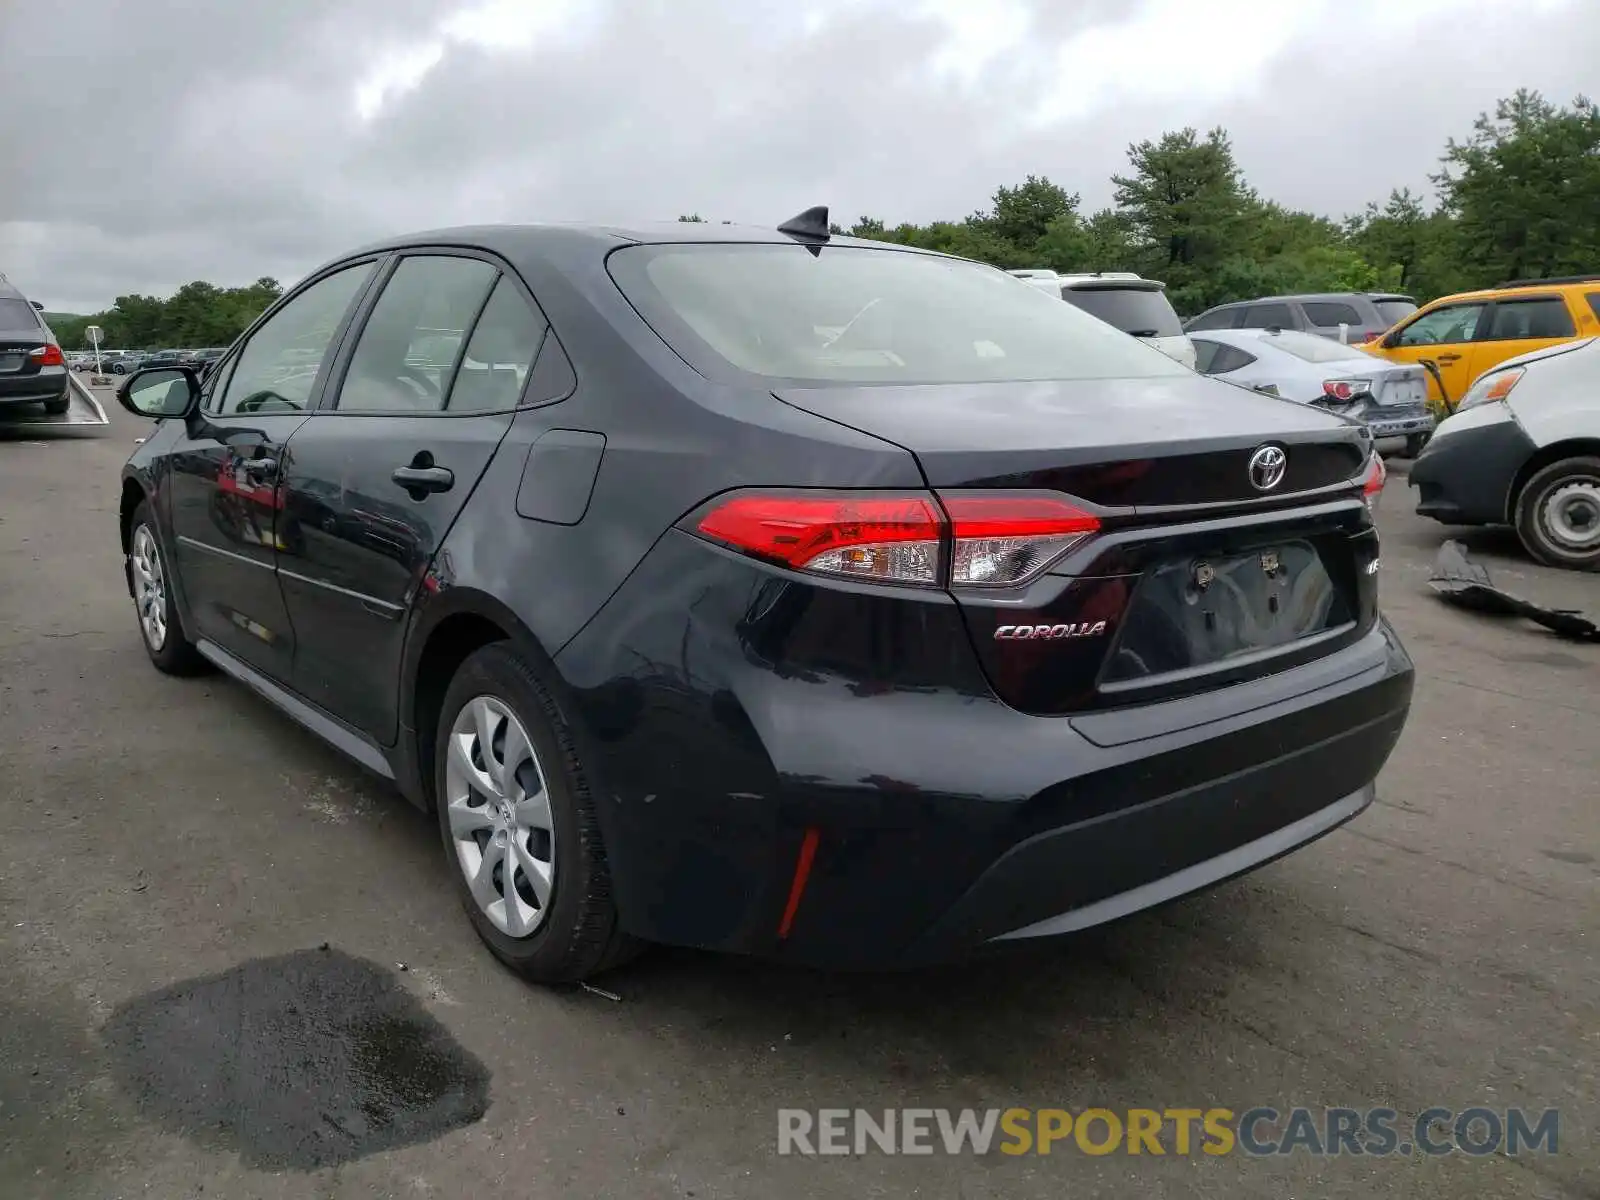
top-left (1260, 329), bottom-right (1379, 363)
top-left (608, 244), bottom-right (1188, 385)
top-left (0, 298), bottom-right (42, 329)
top-left (1060, 286), bottom-right (1184, 338)
top-left (1372, 298), bottom-right (1418, 325)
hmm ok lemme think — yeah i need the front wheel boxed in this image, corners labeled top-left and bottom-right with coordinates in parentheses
top-left (434, 643), bottom-right (639, 983)
top-left (1514, 456), bottom-right (1600, 571)
top-left (128, 503), bottom-right (209, 674)
top-left (1404, 433), bottom-right (1428, 458)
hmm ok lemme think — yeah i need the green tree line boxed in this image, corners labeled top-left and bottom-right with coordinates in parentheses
top-left (51, 277), bottom-right (283, 351)
top-left (696, 88), bottom-right (1600, 316)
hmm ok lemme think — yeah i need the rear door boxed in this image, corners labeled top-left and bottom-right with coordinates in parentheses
top-left (1463, 294), bottom-right (1578, 388)
top-left (162, 261), bottom-right (377, 680)
top-left (1238, 301), bottom-right (1297, 331)
top-left (276, 251), bottom-right (551, 741)
top-left (1375, 300), bottom-right (1488, 408)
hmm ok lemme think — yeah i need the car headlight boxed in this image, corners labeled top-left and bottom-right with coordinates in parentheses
top-left (1457, 367), bottom-right (1523, 411)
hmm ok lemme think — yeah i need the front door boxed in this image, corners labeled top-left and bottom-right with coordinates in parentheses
top-left (165, 261), bottom-right (377, 680)
top-left (277, 253), bottom-right (551, 741)
top-left (1377, 300), bottom-right (1489, 410)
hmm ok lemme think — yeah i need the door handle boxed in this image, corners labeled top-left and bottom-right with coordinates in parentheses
top-left (1435, 353), bottom-right (1461, 363)
top-left (392, 464), bottom-right (455, 495)
top-left (240, 456), bottom-right (277, 480)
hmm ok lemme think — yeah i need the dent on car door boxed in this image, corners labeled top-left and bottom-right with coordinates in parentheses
top-left (162, 262), bottom-right (377, 681)
top-left (276, 253), bottom-right (551, 741)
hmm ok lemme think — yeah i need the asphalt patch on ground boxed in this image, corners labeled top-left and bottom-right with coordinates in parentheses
top-left (102, 947), bottom-right (490, 1171)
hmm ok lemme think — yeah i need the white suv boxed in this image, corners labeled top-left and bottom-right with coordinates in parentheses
top-left (1010, 270), bottom-right (1197, 370)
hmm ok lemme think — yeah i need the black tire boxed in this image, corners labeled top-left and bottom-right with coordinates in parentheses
top-left (127, 501), bottom-right (209, 675)
top-left (42, 396), bottom-right (69, 415)
top-left (1404, 433), bottom-right (1428, 458)
top-left (434, 643), bottom-right (640, 983)
top-left (1514, 456), bottom-right (1600, 571)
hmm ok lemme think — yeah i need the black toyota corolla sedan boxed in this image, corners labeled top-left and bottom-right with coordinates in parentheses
top-left (115, 211), bottom-right (1412, 983)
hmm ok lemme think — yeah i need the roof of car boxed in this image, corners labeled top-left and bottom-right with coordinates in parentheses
top-left (1211, 292), bottom-right (1414, 306)
top-left (1422, 279), bottom-right (1599, 306)
top-left (344, 221), bottom-right (927, 261)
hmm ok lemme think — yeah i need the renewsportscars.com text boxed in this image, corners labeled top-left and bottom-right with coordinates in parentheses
top-left (777, 1107), bottom-right (1560, 1157)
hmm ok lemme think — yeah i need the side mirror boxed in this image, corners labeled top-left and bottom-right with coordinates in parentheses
top-left (30, 300), bottom-right (44, 311)
top-left (117, 367), bottom-right (200, 420)
top-left (1251, 382), bottom-right (1280, 396)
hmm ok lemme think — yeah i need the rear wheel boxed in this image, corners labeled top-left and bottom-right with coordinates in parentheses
top-left (1514, 456), bottom-right (1600, 571)
top-left (434, 643), bottom-right (639, 983)
top-left (1404, 433), bottom-right (1428, 458)
top-left (128, 503), bottom-right (208, 674)
top-left (43, 395), bottom-right (69, 415)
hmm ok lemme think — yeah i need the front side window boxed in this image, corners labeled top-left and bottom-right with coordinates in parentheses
top-left (216, 263), bottom-right (374, 415)
top-left (1484, 297), bottom-right (1576, 341)
top-left (1393, 303), bottom-right (1485, 348)
top-left (608, 244), bottom-right (1188, 386)
top-left (335, 255), bottom-right (499, 413)
top-left (1240, 302), bottom-right (1294, 329)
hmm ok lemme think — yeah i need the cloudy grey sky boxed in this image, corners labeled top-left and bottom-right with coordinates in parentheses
top-left (3, 0), bottom-right (1597, 313)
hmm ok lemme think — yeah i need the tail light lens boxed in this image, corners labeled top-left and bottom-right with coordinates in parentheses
top-left (29, 344), bottom-right (65, 367)
top-left (1323, 378), bottom-right (1372, 402)
top-left (1359, 453), bottom-right (1386, 511)
top-left (695, 493), bottom-right (943, 586)
top-left (943, 495), bottom-right (1100, 586)
top-left (692, 491), bottom-right (1100, 588)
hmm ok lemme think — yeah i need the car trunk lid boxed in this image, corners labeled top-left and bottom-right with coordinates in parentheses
top-left (774, 377), bottom-right (1379, 715)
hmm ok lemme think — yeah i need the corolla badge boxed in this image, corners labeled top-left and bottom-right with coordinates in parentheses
top-left (1248, 444), bottom-right (1288, 491)
top-left (994, 621), bottom-right (1108, 641)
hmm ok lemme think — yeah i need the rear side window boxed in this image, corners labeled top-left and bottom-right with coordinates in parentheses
top-left (1485, 297), bottom-right (1576, 340)
top-left (1241, 302), bottom-right (1295, 329)
top-left (1209, 345), bottom-right (1257, 374)
top-left (608, 244), bottom-right (1188, 385)
top-left (1302, 302), bottom-right (1363, 328)
top-left (1587, 293), bottom-right (1600, 322)
top-left (1059, 286), bottom-right (1183, 338)
top-left (1372, 298), bottom-right (1418, 325)
top-left (1187, 307), bottom-right (1238, 332)
top-left (0, 297), bottom-right (41, 329)
top-left (448, 277), bottom-right (548, 412)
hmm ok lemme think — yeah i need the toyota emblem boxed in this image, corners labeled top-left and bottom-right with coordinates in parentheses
top-left (1247, 445), bottom-right (1287, 491)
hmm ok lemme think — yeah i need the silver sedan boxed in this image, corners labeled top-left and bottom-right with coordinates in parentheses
top-left (1191, 327), bottom-right (1435, 454)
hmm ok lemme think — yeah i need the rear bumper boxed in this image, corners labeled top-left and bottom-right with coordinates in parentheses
top-left (558, 530), bottom-right (1414, 969)
top-left (1409, 407), bottom-right (1534, 525)
top-left (0, 368), bottom-right (68, 405)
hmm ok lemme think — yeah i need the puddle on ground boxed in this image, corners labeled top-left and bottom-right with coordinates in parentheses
top-left (102, 948), bottom-right (490, 1171)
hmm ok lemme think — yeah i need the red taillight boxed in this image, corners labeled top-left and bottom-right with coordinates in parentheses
top-left (1323, 378), bottom-right (1370, 402)
top-left (695, 493), bottom-right (943, 585)
top-left (942, 495), bottom-right (1100, 587)
top-left (693, 491), bottom-right (1099, 588)
top-left (29, 344), bottom-right (65, 367)
top-left (1360, 453), bottom-right (1386, 509)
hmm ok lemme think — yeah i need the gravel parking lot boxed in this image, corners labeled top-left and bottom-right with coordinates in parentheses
top-left (2, 393), bottom-right (1596, 1200)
